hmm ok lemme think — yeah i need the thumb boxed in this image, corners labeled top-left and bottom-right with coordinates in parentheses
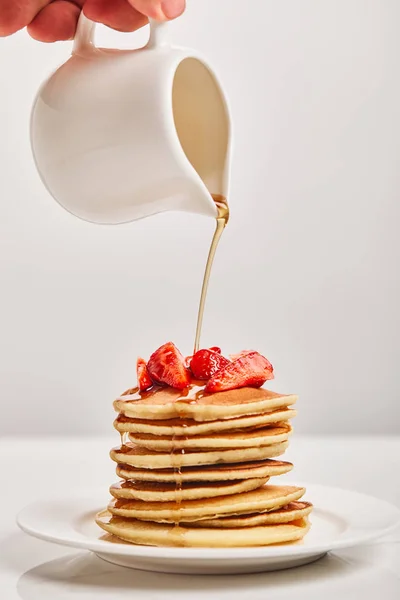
top-left (127, 0), bottom-right (186, 20)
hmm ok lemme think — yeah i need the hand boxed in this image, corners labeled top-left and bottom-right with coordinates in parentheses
top-left (0, 0), bottom-right (186, 42)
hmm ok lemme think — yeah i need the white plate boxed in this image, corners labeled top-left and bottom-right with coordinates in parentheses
top-left (17, 483), bottom-right (400, 575)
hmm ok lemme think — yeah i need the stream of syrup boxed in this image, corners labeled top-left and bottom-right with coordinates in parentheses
top-left (193, 194), bottom-right (229, 353)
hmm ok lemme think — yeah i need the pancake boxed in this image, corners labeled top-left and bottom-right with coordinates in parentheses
top-left (127, 423), bottom-right (292, 451)
top-left (108, 484), bottom-right (306, 523)
top-left (96, 511), bottom-right (310, 547)
top-left (111, 441), bottom-right (289, 469)
top-left (114, 408), bottom-right (297, 436)
top-left (115, 385), bottom-right (297, 421)
top-left (109, 477), bottom-right (268, 502)
top-left (116, 458), bottom-right (293, 482)
top-left (189, 501), bottom-right (313, 528)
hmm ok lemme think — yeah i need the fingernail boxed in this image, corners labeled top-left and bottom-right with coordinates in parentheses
top-left (161, 0), bottom-right (185, 19)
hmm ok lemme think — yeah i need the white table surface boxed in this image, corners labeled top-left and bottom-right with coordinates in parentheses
top-left (0, 435), bottom-right (399, 599)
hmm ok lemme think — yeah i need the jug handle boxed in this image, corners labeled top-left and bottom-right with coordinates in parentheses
top-left (73, 13), bottom-right (168, 55)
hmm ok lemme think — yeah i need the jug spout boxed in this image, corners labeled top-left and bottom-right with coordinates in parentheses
top-left (171, 56), bottom-right (231, 216)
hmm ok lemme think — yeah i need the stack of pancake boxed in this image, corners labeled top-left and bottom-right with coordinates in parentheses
top-left (96, 384), bottom-right (312, 547)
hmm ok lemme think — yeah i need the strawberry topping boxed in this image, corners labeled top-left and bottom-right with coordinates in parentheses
top-left (205, 351), bottom-right (274, 393)
top-left (136, 343), bottom-right (274, 394)
top-left (185, 346), bottom-right (222, 369)
top-left (190, 349), bottom-right (230, 380)
top-left (136, 358), bottom-right (153, 391)
top-left (147, 342), bottom-right (191, 390)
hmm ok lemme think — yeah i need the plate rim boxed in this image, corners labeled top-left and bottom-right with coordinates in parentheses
top-left (16, 482), bottom-right (400, 560)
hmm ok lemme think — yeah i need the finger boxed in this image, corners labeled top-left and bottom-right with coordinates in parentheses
top-left (27, 0), bottom-right (81, 42)
top-left (0, 0), bottom-right (50, 36)
top-left (83, 0), bottom-right (147, 33)
top-left (127, 0), bottom-right (186, 20)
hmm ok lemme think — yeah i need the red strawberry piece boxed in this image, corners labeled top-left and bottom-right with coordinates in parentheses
top-left (147, 342), bottom-right (191, 390)
top-left (205, 351), bottom-right (274, 393)
top-left (186, 347), bottom-right (221, 370)
top-left (136, 358), bottom-right (153, 391)
top-left (229, 349), bottom-right (256, 360)
top-left (190, 349), bottom-right (230, 380)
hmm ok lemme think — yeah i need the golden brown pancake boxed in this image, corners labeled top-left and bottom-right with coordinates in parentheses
top-left (108, 484), bottom-right (306, 523)
top-left (96, 511), bottom-right (310, 547)
top-left (116, 458), bottom-right (293, 482)
top-left (114, 385), bottom-right (297, 421)
top-left (109, 477), bottom-right (268, 502)
top-left (114, 408), bottom-right (297, 436)
top-left (127, 423), bottom-right (292, 451)
top-left (110, 441), bottom-right (289, 469)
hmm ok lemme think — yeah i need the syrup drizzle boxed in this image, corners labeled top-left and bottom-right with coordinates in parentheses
top-left (193, 194), bottom-right (229, 353)
top-left (168, 430), bottom-right (186, 544)
top-left (117, 380), bottom-right (207, 407)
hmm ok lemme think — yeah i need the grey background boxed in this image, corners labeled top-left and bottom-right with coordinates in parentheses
top-left (0, 0), bottom-right (399, 435)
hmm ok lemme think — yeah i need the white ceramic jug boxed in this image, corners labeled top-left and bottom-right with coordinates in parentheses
top-left (30, 14), bottom-right (231, 225)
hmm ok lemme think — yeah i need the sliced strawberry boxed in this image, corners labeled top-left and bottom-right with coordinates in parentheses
top-left (205, 351), bottom-right (274, 393)
top-left (190, 349), bottom-right (230, 380)
top-left (136, 358), bottom-right (153, 391)
top-left (147, 342), bottom-right (191, 390)
top-left (229, 349), bottom-right (256, 360)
